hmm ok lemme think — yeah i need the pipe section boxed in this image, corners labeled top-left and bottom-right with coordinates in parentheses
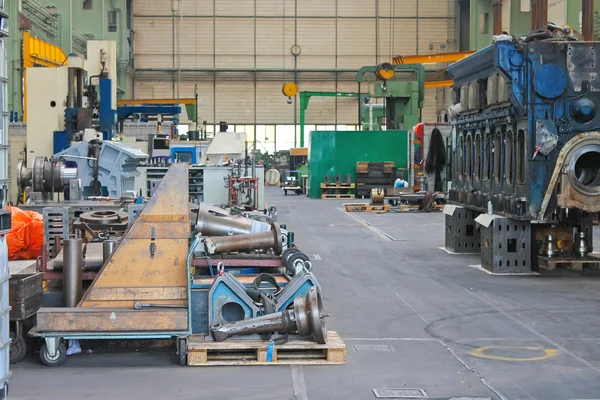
top-left (63, 238), bottom-right (83, 307)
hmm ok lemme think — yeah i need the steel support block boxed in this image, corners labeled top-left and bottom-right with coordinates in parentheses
top-left (477, 215), bottom-right (531, 273)
top-left (444, 205), bottom-right (481, 253)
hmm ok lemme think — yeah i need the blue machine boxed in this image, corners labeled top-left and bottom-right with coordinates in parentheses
top-left (445, 32), bottom-right (600, 273)
top-left (196, 271), bottom-right (321, 338)
top-left (447, 35), bottom-right (600, 220)
top-left (171, 145), bottom-right (200, 164)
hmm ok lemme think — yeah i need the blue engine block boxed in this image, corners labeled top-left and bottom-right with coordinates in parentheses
top-left (447, 38), bottom-right (600, 220)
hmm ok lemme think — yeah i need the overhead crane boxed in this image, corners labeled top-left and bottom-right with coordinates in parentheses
top-left (392, 51), bottom-right (474, 89)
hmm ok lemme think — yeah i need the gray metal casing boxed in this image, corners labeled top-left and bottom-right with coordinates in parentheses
top-left (55, 140), bottom-right (148, 197)
top-left (43, 207), bottom-right (71, 256)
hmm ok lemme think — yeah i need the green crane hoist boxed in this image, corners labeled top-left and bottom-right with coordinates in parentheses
top-left (298, 63), bottom-right (425, 147)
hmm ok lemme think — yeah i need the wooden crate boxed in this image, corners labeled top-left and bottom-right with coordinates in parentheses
top-left (321, 194), bottom-right (355, 200)
top-left (538, 254), bottom-right (600, 271)
top-left (383, 162), bottom-right (396, 174)
top-left (344, 203), bottom-right (390, 213)
top-left (187, 331), bottom-right (346, 366)
top-left (356, 162), bottom-right (369, 174)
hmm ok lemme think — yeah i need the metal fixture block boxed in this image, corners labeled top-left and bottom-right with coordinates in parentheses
top-left (477, 214), bottom-right (531, 273)
top-left (444, 205), bottom-right (481, 253)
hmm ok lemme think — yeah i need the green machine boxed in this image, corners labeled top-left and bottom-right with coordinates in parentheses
top-left (301, 63), bottom-right (425, 198)
top-left (356, 64), bottom-right (425, 131)
top-left (299, 63), bottom-right (425, 147)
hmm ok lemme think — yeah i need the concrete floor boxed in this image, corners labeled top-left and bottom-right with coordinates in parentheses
top-left (10, 186), bottom-right (600, 400)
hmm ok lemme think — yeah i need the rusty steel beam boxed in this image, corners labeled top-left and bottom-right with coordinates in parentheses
top-left (531, 0), bottom-right (548, 30)
top-left (582, 0), bottom-right (594, 41)
top-left (493, 0), bottom-right (503, 35)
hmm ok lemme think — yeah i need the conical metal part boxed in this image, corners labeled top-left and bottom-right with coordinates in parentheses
top-left (573, 231), bottom-right (590, 257)
top-left (541, 234), bottom-right (560, 258)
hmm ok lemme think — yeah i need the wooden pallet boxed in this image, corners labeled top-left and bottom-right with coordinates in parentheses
top-left (396, 204), bottom-right (444, 212)
top-left (187, 331), bottom-right (346, 366)
top-left (344, 203), bottom-right (390, 213)
top-left (321, 194), bottom-right (355, 199)
top-left (538, 254), bottom-right (600, 271)
top-left (320, 183), bottom-right (355, 189)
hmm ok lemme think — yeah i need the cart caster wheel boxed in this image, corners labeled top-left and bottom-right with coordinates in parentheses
top-left (9, 334), bottom-right (27, 364)
top-left (178, 338), bottom-right (188, 366)
top-left (40, 342), bottom-right (67, 367)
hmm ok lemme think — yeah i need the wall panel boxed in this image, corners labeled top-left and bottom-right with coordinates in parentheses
top-left (297, 0), bottom-right (335, 17)
top-left (379, 0), bottom-right (417, 17)
top-left (377, 19), bottom-right (418, 61)
top-left (215, 81), bottom-right (254, 123)
top-left (256, 81), bottom-right (295, 123)
top-left (418, 0), bottom-right (453, 17)
top-left (336, 81), bottom-right (360, 124)
top-left (215, 0), bottom-right (254, 16)
top-left (133, 0), bottom-right (455, 127)
top-left (337, 19), bottom-right (376, 56)
top-left (134, 17), bottom-right (214, 69)
top-left (134, 0), bottom-right (212, 16)
top-left (298, 81), bottom-right (336, 124)
top-left (418, 19), bottom-right (451, 54)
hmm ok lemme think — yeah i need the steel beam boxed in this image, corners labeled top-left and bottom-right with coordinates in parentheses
top-left (582, 0), bottom-right (594, 41)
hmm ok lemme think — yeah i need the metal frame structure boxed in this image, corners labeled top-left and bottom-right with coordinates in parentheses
top-left (0, 1), bottom-right (10, 394)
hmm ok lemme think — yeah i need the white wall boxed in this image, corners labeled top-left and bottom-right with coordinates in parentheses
top-left (132, 0), bottom-right (456, 127)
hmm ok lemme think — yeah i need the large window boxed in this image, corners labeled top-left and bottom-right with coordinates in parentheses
top-left (206, 124), bottom-right (357, 152)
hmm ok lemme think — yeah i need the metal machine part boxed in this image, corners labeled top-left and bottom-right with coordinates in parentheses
top-left (573, 231), bottom-right (590, 257)
top-left (75, 210), bottom-right (129, 233)
top-left (371, 188), bottom-right (385, 204)
top-left (208, 273), bottom-right (260, 330)
top-left (275, 271), bottom-right (320, 312)
top-left (102, 240), bottom-right (117, 263)
top-left (448, 36), bottom-right (600, 220)
top-left (542, 235), bottom-right (560, 258)
top-left (17, 157), bottom-right (78, 195)
top-left (281, 248), bottom-right (312, 276)
top-left (200, 223), bottom-right (283, 256)
top-left (63, 238), bottom-right (83, 307)
top-left (211, 287), bottom-right (328, 343)
top-left (55, 139), bottom-right (148, 198)
top-left (194, 203), bottom-right (271, 236)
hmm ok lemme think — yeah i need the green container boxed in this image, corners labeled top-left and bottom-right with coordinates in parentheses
top-left (308, 130), bottom-right (409, 198)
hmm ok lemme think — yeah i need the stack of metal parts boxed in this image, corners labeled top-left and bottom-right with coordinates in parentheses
top-left (190, 202), bottom-right (327, 343)
top-left (17, 157), bottom-right (78, 201)
top-left (34, 165), bottom-right (192, 367)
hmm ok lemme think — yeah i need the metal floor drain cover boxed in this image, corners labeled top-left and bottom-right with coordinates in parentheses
top-left (354, 344), bottom-right (394, 351)
top-left (372, 388), bottom-right (428, 398)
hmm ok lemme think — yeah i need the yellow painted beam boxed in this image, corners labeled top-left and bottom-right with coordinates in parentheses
top-left (424, 80), bottom-right (454, 89)
top-left (393, 51), bottom-right (475, 65)
top-left (117, 98), bottom-right (196, 106)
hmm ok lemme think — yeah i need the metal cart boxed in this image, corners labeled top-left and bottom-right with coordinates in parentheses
top-left (9, 272), bottom-right (42, 363)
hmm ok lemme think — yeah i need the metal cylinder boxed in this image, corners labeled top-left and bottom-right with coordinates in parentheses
top-left (61, 167), bottom-right (78, 185)
top-left (63, 238), bottom-right (83, 307)
top-left (201, 223), bottom-right (282, 255)
top-left (371, 188), bottom-right (385, 204)
top-left (102, 240), bottom-right (118, 263)
top-left (194, 203), bottom-right (270, 236)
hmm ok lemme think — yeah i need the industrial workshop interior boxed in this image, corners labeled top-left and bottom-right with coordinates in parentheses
top-left (3, 0), bottom-right (600, 399)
